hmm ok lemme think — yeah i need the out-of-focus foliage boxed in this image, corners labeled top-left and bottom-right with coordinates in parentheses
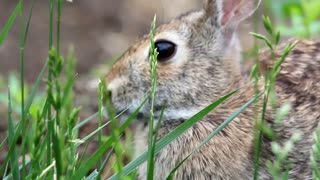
top-left (266, 0), bottom-right (320, 38)
top-left (0, 73), bottom-right (45, 120)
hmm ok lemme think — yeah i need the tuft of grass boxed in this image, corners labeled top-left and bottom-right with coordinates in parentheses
top-left (251, 16), bottom-right (297, 180)
top-left (0, 0), bottom-right (38, 177)
top-left (146, 14), bottom-right (159, 180)
top-left (74, 94), bottom-right (149, 179)
top-left (266, 133), bottom-right (302, 179)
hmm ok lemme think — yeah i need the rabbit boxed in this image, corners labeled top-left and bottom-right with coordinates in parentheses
top-left (105, 0), bottom-right (320, 179)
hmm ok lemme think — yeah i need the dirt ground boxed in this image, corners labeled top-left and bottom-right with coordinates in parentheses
top-left (0, 0), bottom-right (259, 171)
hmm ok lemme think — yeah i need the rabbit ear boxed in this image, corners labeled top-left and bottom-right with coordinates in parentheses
top-left (204, 0), bottom-right (261, 28)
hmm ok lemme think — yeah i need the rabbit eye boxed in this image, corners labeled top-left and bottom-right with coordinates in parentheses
top-left (154, 40), bottom-right (177, 62)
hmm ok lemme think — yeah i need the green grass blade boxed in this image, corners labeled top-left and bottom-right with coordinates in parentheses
top-left (118, 95), bottom-right (149, 132)
top-left (166, 91), bottom-right (263, 179)
top-left (77, 121), bottom-right (110, 145)
top-left (0, 60), bottom-right (50, 176)
top-left (108, 88), bottom-right (239, 180)
top-left (73, 112), bottom-right (98, 131)
top-left (24, 60), bottom-right (48, 113)
top-left (96, 148), bottom-right (115, 179)
top-left (7, 88), bottom-right (20, 180)
top-left (23, 0), bottom-right (36, 45)
top-left (153, 103), bottom-right (166, 151)
top-left (74, 96), bottom-right (148, 178)
top-left (147, 14), bottom-right (158, 180)
top-left (56, 0), bottom-right (62, 55)
top-left (20, 0), bottom-right (36, 176)
top-left (85, 170), bottom-right (98, 180)
top-left (0, 61), bottom-right (48, 176)
top-left (76, 96), bottom-right (148, 147)
top-left (0, 136), bottom-right (7, 150)
top-left (72, 137), bottom-right (114, 180)
top-left (97, 80), bottom-right (104, 170)
top-left (38, 160), bottom-right (56, 179)
top-left (76, 138), bottom-right (93, 168)
top-left (46, 1), bottom-right (54, 176)
top-left (271, 41), bottom-right (297, 79)
top-left (0, 119), bottom-right (22, 176)
top-left (0, 1), bottom-right (22, 45)
top-left (49, 0), bottom-right (54, 48)
top-left (52, 125), bottom-right (64, 178)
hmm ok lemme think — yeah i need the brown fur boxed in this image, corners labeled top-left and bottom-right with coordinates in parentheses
top-left (105, 0), bottom-right (320, 179)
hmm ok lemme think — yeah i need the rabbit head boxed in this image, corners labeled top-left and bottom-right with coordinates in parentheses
top-left (106, 0), bottom-right (260, 121)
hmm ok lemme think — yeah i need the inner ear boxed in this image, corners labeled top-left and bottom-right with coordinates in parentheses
top-left (203, 0), bottom-right (261, 28)
top-left (221, 0), bottom-right (242, 26)
top-left (221, 0), bottom-right (261, 27)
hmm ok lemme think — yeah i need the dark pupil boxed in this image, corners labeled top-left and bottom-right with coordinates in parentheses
top-left (155, 40), bottom-right (176, 62)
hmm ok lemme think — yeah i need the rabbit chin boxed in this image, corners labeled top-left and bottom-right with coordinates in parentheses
top-left (113, 105), bottom-right (201, 126)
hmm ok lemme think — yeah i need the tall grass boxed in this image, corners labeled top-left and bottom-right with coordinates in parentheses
top-left (250, 16), bottom-right (298, 179)
top-left (146, 15), bottom-right (159, 179)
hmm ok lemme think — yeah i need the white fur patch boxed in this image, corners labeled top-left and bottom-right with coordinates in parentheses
top-left (184, 11), bottom-right (204, 22)
top-left (107, 76), bottom-right (129, 92)
top-left (160, 108), bottom-right (200, 120)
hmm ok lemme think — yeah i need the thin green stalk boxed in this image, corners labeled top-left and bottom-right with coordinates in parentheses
top-left (97, 148), bottom-right (115, 179)
top-left (49, 0), bottom-right (54, 48)
top-left (252, 16), bottom-right (276, 179)
top-left (0, 1), bottom-right (22, 45)
top-left (72, 112), bottom-right (98, 131)
top-left (19, 0), bottom-right (36, 176)
top-left (147, 15), bottom-right (158, 180)
top-left (153, 102), bottom-right (166, 150)
top-left (251, 2), bottom-right (262, 178)
top-left (47, 48), bottom-right (65, 179)
top-left (46, 100), bottom-right (54, 178)
top-left (23, 0), bottom-right (36, 45)
top-left (76, 138), bottom-right (92, 169)
top-left (97, 80), bottom-right (104, 172)
top-left (47, 0), bottom-right (54, 177)
top-left (105, 91), bottom-right (124, 178)
top-left (19, 0), bottom-right (26, 177)
top-left (73, 137), bottom-right (115, 180)
top-left (252, 16), bottom-right (297, 179)
top-left (7, 88), bottom-right (20, 180)
top-left (56, 0), bottom-right (62, 55)
top-left (254, 82), bottom-right (271, 179)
